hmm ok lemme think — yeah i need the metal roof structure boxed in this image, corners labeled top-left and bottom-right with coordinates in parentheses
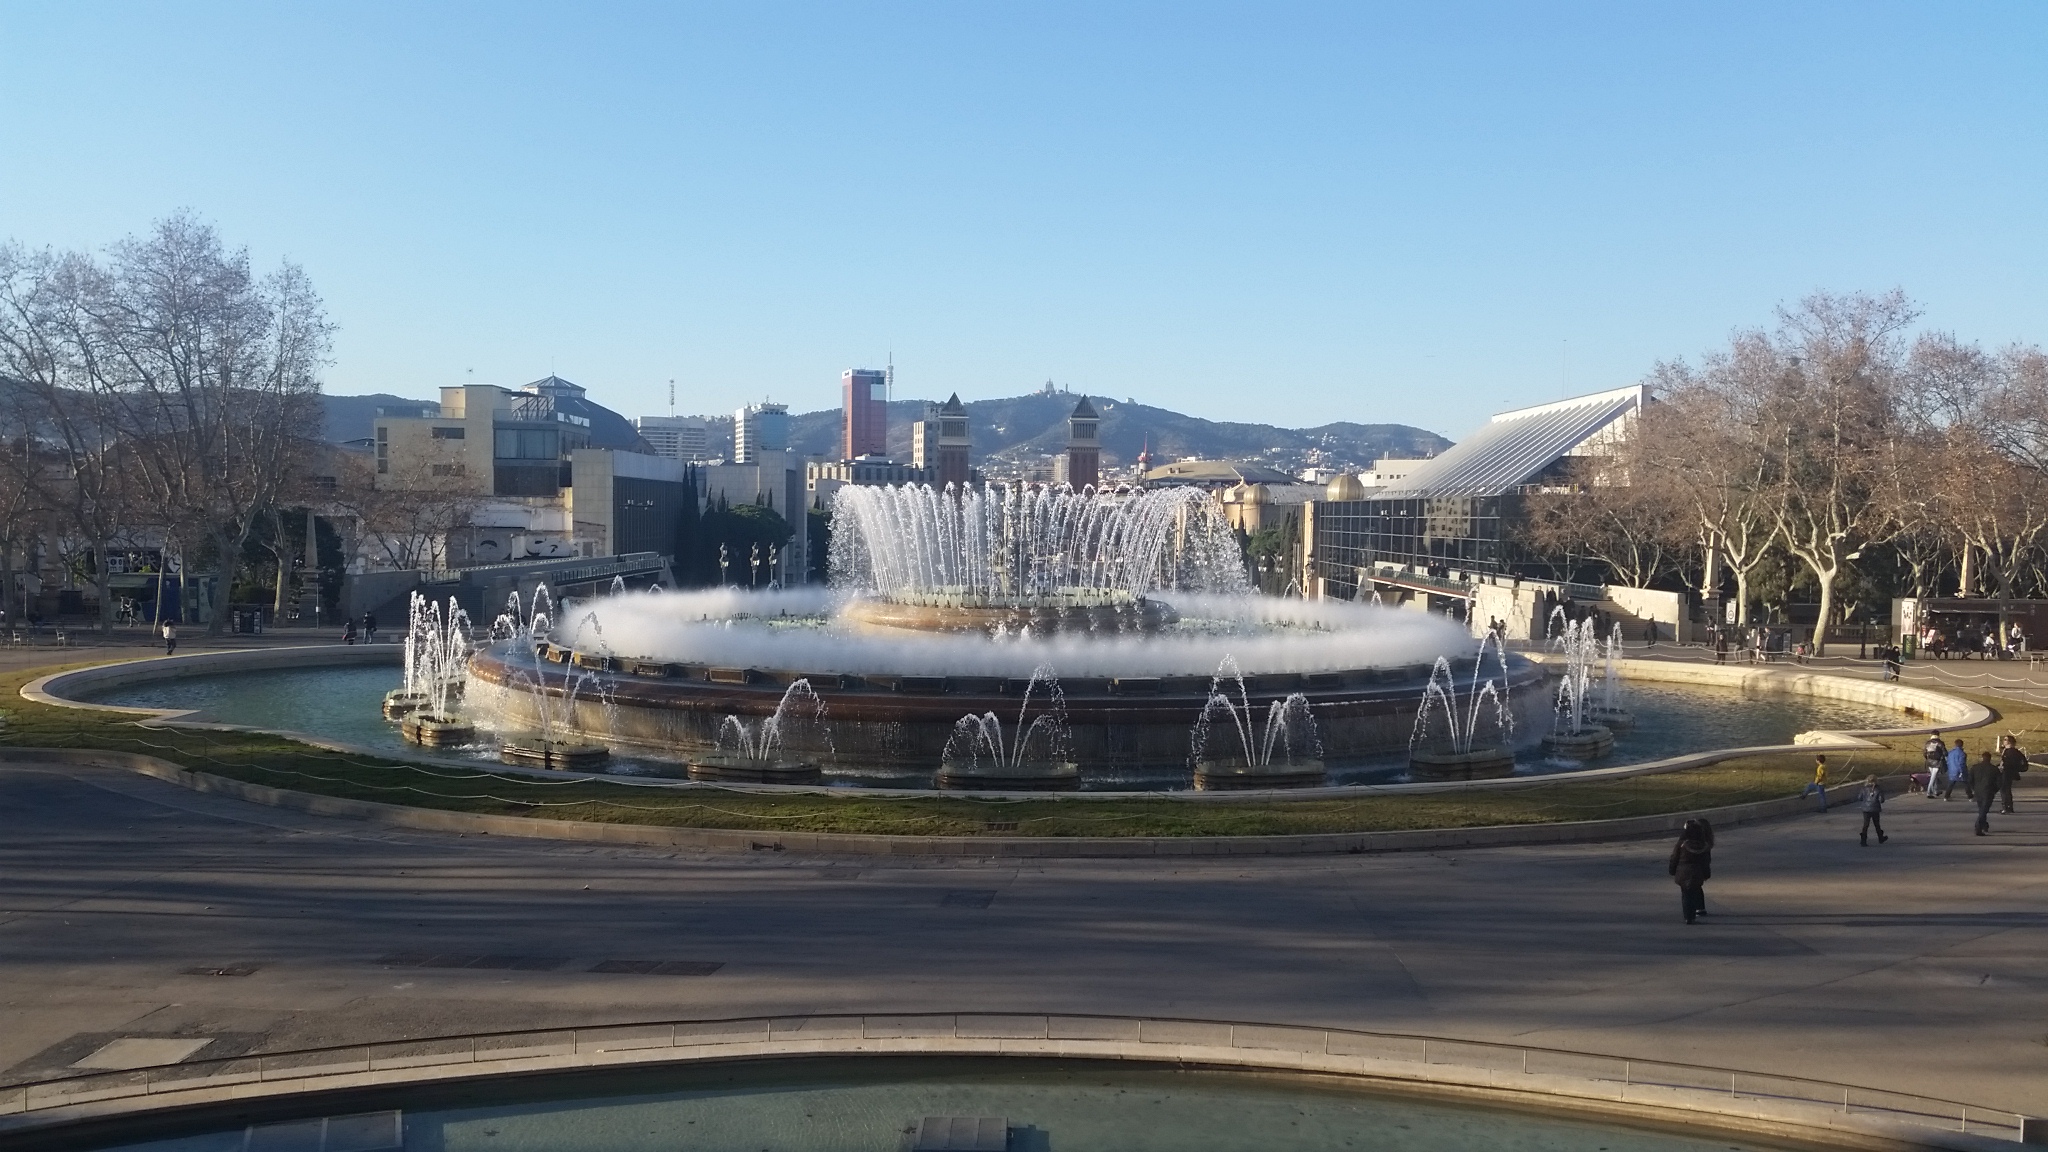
top-left (1375, 385), bottom-right (1644, 499)
top-left (1142, 459), bottom-right (1300, 487)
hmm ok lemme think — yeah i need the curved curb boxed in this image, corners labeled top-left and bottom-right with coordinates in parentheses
top-left (0, 746), bottom-right (1904, 858)
top-left (0, 1014), bottom-right (2025, 1150)
top-left (1591, 656), bottom-right (1995, 741)
top-left (20, 644), bottom-right (403, 719)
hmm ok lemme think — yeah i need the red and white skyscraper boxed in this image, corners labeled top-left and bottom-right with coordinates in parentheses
top-left (841, 368), bottom-right (888, 461)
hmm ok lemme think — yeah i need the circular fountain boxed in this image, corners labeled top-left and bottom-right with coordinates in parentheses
top-left (455, 484), bottom-right (1546, 788)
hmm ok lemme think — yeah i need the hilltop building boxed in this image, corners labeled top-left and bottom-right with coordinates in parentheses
top-left (841, 368), bottom-right (888, 460)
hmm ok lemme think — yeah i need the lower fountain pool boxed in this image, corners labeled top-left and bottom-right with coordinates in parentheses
top-left (77, 664), bottom-right (1911, 790)
top-left (82, 1057), bottom-right (1816, 1152)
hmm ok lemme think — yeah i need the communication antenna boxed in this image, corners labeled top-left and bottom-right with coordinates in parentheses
top-left (886, 351), bottom-right (894, 402)
top-left (668, 379), bottom-right (675, 416)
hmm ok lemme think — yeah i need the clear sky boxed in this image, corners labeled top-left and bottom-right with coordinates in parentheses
top-left (2, 2), bottom-right (2042, 438)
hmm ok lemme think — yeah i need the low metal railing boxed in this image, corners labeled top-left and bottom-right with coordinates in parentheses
top-left (0, 1014), bottom-right (2026, 1143)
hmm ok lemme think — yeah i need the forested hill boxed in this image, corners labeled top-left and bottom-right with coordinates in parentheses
top-left (320, 388), bottom-right (1451, 474)
top-left (780, 391), bottom-right (1450, 474)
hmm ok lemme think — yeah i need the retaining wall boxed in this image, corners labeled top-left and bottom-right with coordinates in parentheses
top-left (0, 1014), bottom-right (2031, 1149)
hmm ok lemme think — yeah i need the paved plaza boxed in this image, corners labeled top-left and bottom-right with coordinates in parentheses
top-left (0, 754), bottom-right (2041, 1117)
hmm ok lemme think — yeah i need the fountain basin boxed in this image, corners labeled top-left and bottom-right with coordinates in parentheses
top-left (936, 759), bottom-right (1081, 791)
top-left (401, 713), bottom-right (476, 747)
top-left (1193, 757), bottom-right (1327, 790)
top-left (381, 689), bottom-right (429, 719)
top-left (841, 591), bottom-right (1178, 636)
top-left (1408, 746), bottom-right (1517, 780)
top-left (1587, 706), bottom-right (1635, 729)
top-left (499, 739), bottom-right (611, 771)
top-left (687, 754), bottom-right (823, 784)
top-left (1543, 724), bottom-right (1615, 760)
top-left (465, 643), bottom-right (1550, 777)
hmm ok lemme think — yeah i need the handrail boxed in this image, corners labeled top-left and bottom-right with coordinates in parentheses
top-left (0, 1013), bottom-right (2026, 1143)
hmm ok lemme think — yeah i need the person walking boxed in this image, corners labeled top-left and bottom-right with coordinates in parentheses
top-left (342, 618), bottom-right (357, 645)
top-left (1857, 776), bottom-right (1888, 846)
top-left (1997, 734), bottom-right (2027, 815)
top-left (362, 610), bottom-right (378, 644)
top-left (1804, 755), bottom-right (1831, 812)
top-left (1944, 738), bottom-right (1970, 802)
top-left (1924, 731), bottom-right (1948, 798)
top-left (1714, 629), bottom-right (1729, 665)
top-left (1668, 818), bottom-right (1712, 925)
top-left (160, 618), bottom-right (177, 656)
top-left (1971, 750), bottom-right (2000, 836)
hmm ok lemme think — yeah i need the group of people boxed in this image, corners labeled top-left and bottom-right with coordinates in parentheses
top-left (1921, 731), bottom-right (2027, 835)
top-left (342, 611), bottom-right (379, 645)
top-left (1918, 621), bottom-right (2027, 660)
top-left (1671, 734), bottom-right (2028, 923)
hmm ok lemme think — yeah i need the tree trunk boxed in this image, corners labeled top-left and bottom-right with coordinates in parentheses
top-left (91, 538), bottom-right (116, 634)
top-left (206, 527), bottom-right (240, 636)
top-left (1958, 546), bottom-right (1975, 598)
top-left (1810, 565), bottom-right (1837, 655)
top-left (1734, 568), bottom-right (1751, 627)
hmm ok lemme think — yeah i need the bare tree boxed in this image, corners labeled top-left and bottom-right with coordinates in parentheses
top-left (1633, 346), bottom-right (1781, 625)
top-left (1519, 458), bottom-right (1688, 588)
top-left (1764, 290), bottom-right (1917, 654)
top-left (0, 245), bottom-right (144, 631)
top-left (89, 215), bottom-right (333, 634)
top-left (327, 451), bottom-right (481, 572)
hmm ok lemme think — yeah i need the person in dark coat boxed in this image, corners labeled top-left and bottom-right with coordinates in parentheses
top-left (1856, 776), bottom-right (1887, 846)
top-left (1997, 735), bottom-right (2027, 815)
top-left (1668, 818), bottom-right (1712, 924)
top-left (1971, 750), bottom-right (2000, 836)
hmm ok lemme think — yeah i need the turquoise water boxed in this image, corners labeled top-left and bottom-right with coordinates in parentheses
top-left (79, 666), bottom-right (1910, 787)
top-left (90, 1059), bottom-right (1797, 1152)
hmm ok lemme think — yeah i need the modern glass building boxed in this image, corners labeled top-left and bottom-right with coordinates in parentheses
top-left (1306, 386), bottom-right (1644, 600)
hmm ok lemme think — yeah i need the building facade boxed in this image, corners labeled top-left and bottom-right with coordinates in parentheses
top-left (840, 368), bottom-right (888, 460)
top-left (734, 401), bottom-right (789, 464)
top-left (921, 393), bottom-right (971, 487)
top-left (635, 415), bottom-right (710, 461)
top-left (806, 457), bottom-right (933, 510)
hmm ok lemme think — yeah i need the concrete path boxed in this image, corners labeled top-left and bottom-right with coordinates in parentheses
top-left (0, 760), bottom-right (2042, 1117)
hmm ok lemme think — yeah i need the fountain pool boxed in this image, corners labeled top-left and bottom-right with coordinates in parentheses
top-left (79, 663), bottom-right (1913, 790)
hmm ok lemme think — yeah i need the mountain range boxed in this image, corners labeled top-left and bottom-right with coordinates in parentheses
top-left (321, 388), bottom-right (1451, 475)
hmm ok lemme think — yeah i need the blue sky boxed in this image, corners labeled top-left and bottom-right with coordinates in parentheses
top-left (2, 2), bottom-right (2042, 438)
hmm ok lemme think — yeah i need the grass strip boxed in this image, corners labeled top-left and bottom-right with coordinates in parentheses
top-left (0, 657), bottom-right (2009, 838)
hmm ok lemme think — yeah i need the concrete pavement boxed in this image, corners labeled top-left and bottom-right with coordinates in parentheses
top-left (0, 758), bottom-right (2042, 1116)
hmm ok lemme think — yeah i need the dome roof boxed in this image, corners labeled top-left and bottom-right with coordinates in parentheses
top-left (1326, 473), bottom-right (1367, 501)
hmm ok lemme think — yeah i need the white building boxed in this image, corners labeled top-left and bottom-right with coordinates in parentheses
top-left (636, 415), bottom-right (709, 461)
top-left (735, 402), bottom-right (789, 464)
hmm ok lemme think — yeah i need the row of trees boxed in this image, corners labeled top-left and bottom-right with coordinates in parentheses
top-left (0, 215), bottom-right (333, 633)
top-left (1525, 290), bottom-right (2048, 652)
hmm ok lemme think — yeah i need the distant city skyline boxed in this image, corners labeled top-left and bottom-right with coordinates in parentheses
top-left (2, 3), bottom-right (2043, 437)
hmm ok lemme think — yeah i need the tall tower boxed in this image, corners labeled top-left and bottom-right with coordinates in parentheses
top-left (934, 393), bottom-right (971, 488)
top-left (841, 368), bottom-right (888, 460)
top-left (1065, 396), bottom-right (1100, 490)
